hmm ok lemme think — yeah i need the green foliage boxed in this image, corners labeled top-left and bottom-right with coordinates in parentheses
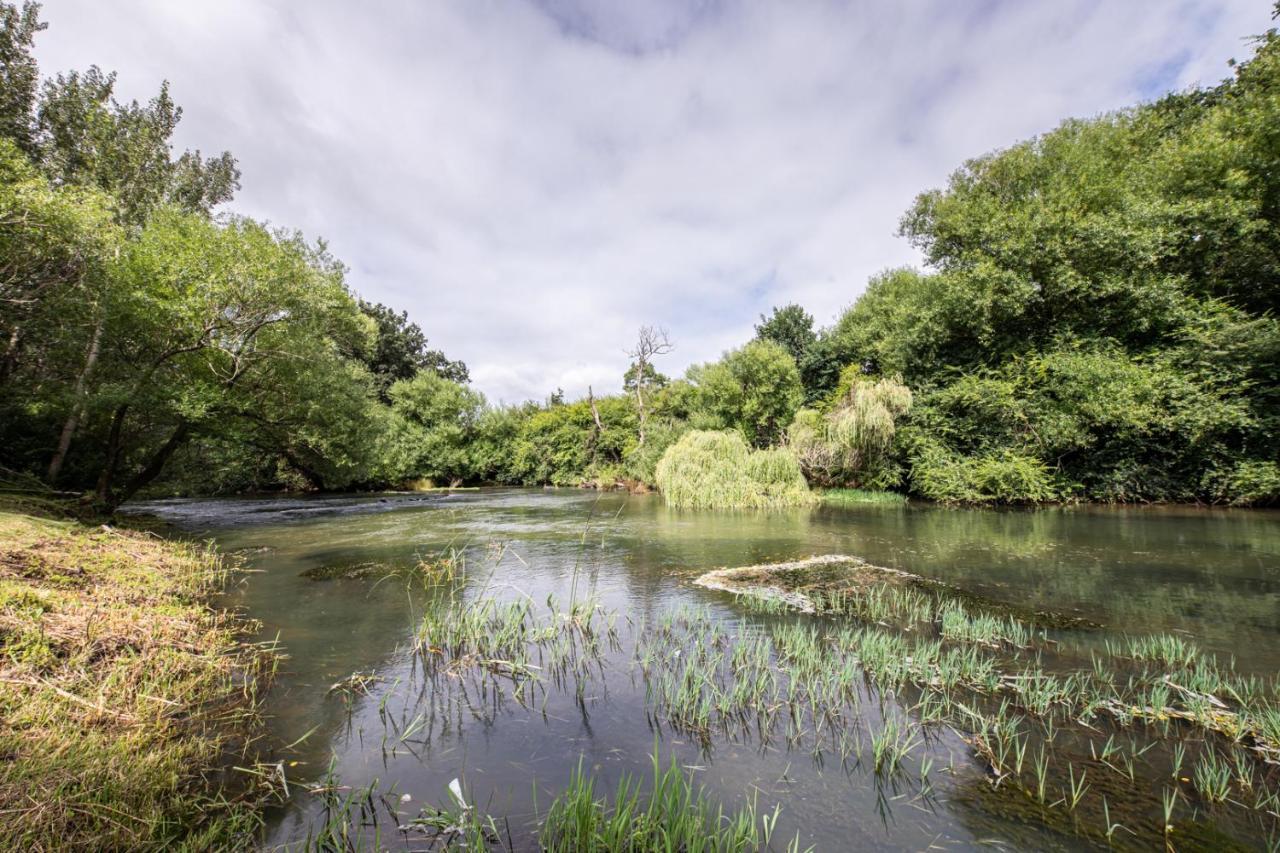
top-left (755, 303), bottom-right (816, 367)
top-left (506, 396), bottom-right (637, 487)
top-left (789, 373), bottom-right (911, 488)
top-left (818, 488), bottom-right (907, 506)
top-left (466, 404), bottom-right (532, 485)
top-left (654, 430), bottom-right (812, 509)
top-left (1223, 460), bottom-right (1280, 507)
top-left (692, 339), bottom-right (803, 447)
top-left (36, 66), bottom-right (239, 227)
top-left (826, 21), bottom-right (1280, 504)
top-left (905, 438), bottom-right (1058, 505)
top-left (4, 1), bottom-right (1279, 508)
top-left (0, 5), bottom-right (469, 503)
top-left (0, 2), bottom-right (41, 155)
top-left (356, 299), bottom-right (468, 399)
top-left (388, 371), bottom-right (484, 485)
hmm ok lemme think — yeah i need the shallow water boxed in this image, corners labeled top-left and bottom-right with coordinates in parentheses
top-left (130, 489), bottom-right (1280, 850)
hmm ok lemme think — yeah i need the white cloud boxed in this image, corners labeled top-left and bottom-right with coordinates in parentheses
top-left (34, 0), bottom-right (1272, 402)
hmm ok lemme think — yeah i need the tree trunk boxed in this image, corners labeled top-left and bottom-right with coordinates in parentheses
top-left (95, 404), bottom-right (129, 506)
top-left (47, 312), bottom-right (105, 483)
top-left (113, 420), bottom-right (191, 508)
top-left (587, 386), bottom-right (605, 462)
top-left (283, 449), bottom-right (327, 491)
top-left (0, 326), bottom-right (21, 384)
top-left (634, 382), bottom-right (646, 446)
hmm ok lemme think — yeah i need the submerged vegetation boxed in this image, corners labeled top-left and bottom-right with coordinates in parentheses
top-left (0, 508), bottom-right (275, 850)
top-left (290, 545), bottom-right (1280, 850)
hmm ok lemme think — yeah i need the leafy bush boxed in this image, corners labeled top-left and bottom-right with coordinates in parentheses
top-left (907, 438), bottom-right (1058, 504)
top-left (691, 340), bottom-right (804, 447)
top-left (654, 430), bottom-right (813, 509)
top-left (1224, 460), bottom-right (1280, 506)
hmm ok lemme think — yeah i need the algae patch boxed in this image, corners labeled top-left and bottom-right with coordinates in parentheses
top-left (694, 554), bottom-right (1098, 630)
top-left (694, 554), bottom-right (921, 613)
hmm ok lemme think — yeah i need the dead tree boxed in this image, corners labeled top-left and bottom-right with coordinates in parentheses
top-left (625, 325), bottom-right (673, 446)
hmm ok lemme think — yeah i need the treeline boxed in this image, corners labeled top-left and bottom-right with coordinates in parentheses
top-left (2, 2), bottom-right (1278, 507)
top-left (0, 2), bottom-right (469, 508)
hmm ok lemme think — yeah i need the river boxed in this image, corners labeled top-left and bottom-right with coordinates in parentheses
top-left (129, 489), bottom-right (1280, 850)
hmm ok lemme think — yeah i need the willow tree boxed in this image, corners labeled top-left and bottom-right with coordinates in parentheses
top-left (789, 372), bottom-right (912, 487)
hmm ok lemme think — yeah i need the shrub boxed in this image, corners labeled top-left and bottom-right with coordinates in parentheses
top-left (654, 430), bottom-right (813, 509)
top-left (907, 438), bottom-right (1058, 504)
top-left (1224, 460), bottom-right (1280, 506)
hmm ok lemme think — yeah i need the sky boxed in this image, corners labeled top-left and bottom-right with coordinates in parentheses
top-left (33, 0), bottom-right (1274, 403)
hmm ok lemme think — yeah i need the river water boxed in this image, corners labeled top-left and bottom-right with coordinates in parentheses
top-left (129, 489), bottom-right (1280, 850)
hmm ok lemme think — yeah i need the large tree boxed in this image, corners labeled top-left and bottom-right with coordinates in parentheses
top-left (357, 299), bottom-right (468, 399)
top-left (692, 339), bottom-right (803, 448)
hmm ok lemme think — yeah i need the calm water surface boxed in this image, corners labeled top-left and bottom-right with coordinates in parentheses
top-left (130, 489), bottom-right (1280, 850)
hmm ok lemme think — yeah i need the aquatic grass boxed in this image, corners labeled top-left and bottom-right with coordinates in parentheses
top-left (541, 749), bottom-right (799, 852)
top-left (403, 580), bottom-right (1280, 849)
top-left (870, 714), bottom-right (921, 775)
top-left (1106, 633), bottom-right (1200, 669)
top-left (818, 488), bottom-right (908, 506)
top-left (1194, 749), bottom-right (1233, 804)
top-left (816, 582), bottom-right (935, 626)
top-left (1065, 765), bottom-right (1089, 811)
top-left (938, 601), bottom-right (1030, 649)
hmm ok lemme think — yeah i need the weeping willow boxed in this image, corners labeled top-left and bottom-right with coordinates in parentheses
top-left (654, 430), bottom-right (813, 509)
top-left (789, 376), bottom-right (912, 487)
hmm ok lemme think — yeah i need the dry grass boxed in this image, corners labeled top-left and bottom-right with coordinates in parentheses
top-left (0, 510), bottom-right (275, 851)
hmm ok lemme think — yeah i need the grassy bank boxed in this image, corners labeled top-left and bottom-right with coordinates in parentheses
top-left (818, 488), bottom-right (908, 506)
top-left (0, 508), bottom-right (276, 851)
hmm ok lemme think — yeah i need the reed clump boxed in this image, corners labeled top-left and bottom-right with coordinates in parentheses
top-left (0, 510), bottom-right (276, 851)
top-left (818, 488), bottom-right (907, 505)
top-left (541, 750), bottom-right (797, 852)
top-left (654, 430), bottom-right (814, 509)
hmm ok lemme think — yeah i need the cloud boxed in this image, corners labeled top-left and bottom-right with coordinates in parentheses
top-left (33, 0), bottom-right (1271, 402)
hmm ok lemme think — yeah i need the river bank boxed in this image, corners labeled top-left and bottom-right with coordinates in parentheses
top-left (0, 505), bottom-right (277, 850)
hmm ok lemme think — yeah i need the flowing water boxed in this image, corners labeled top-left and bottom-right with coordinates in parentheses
top-left (129, 489), bottom-right (1280, 851)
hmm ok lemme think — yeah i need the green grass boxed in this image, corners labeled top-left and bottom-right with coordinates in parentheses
top-left (818, 488), bottom-right (907, 506)
top-left (0, 510), bottom-right (277, 850)
top-left (542, 749), bottom-right (798, 852)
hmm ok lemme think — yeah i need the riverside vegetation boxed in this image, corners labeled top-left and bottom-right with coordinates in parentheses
top-left (2, 1), bottom-right (1280, 850)
top-left (0, 503), bottom-right (278, 850)
top-left (1, 3), bottom-right (1278, 509)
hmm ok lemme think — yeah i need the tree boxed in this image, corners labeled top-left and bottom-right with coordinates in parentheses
top-left (788, 373), bottom-right (912, 487)
top-left (83, 211), bottom-right (371, 508)
top-left (0, 139), bottom-right (120, 476)
top-left (693, 339), bottom-right (803, 447)
top-left (356, 300), bottom-right (468, 399)
top-left (35, 67), bottom-right (239, 227)
top-left (625, 325), bottom-right (673, 446)
top-left (755, 304), bottom-right (816, 366)
top-left (388, 370), bottom-right (484, 485)
top-left (0, 2), bottom-right (42, 155)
